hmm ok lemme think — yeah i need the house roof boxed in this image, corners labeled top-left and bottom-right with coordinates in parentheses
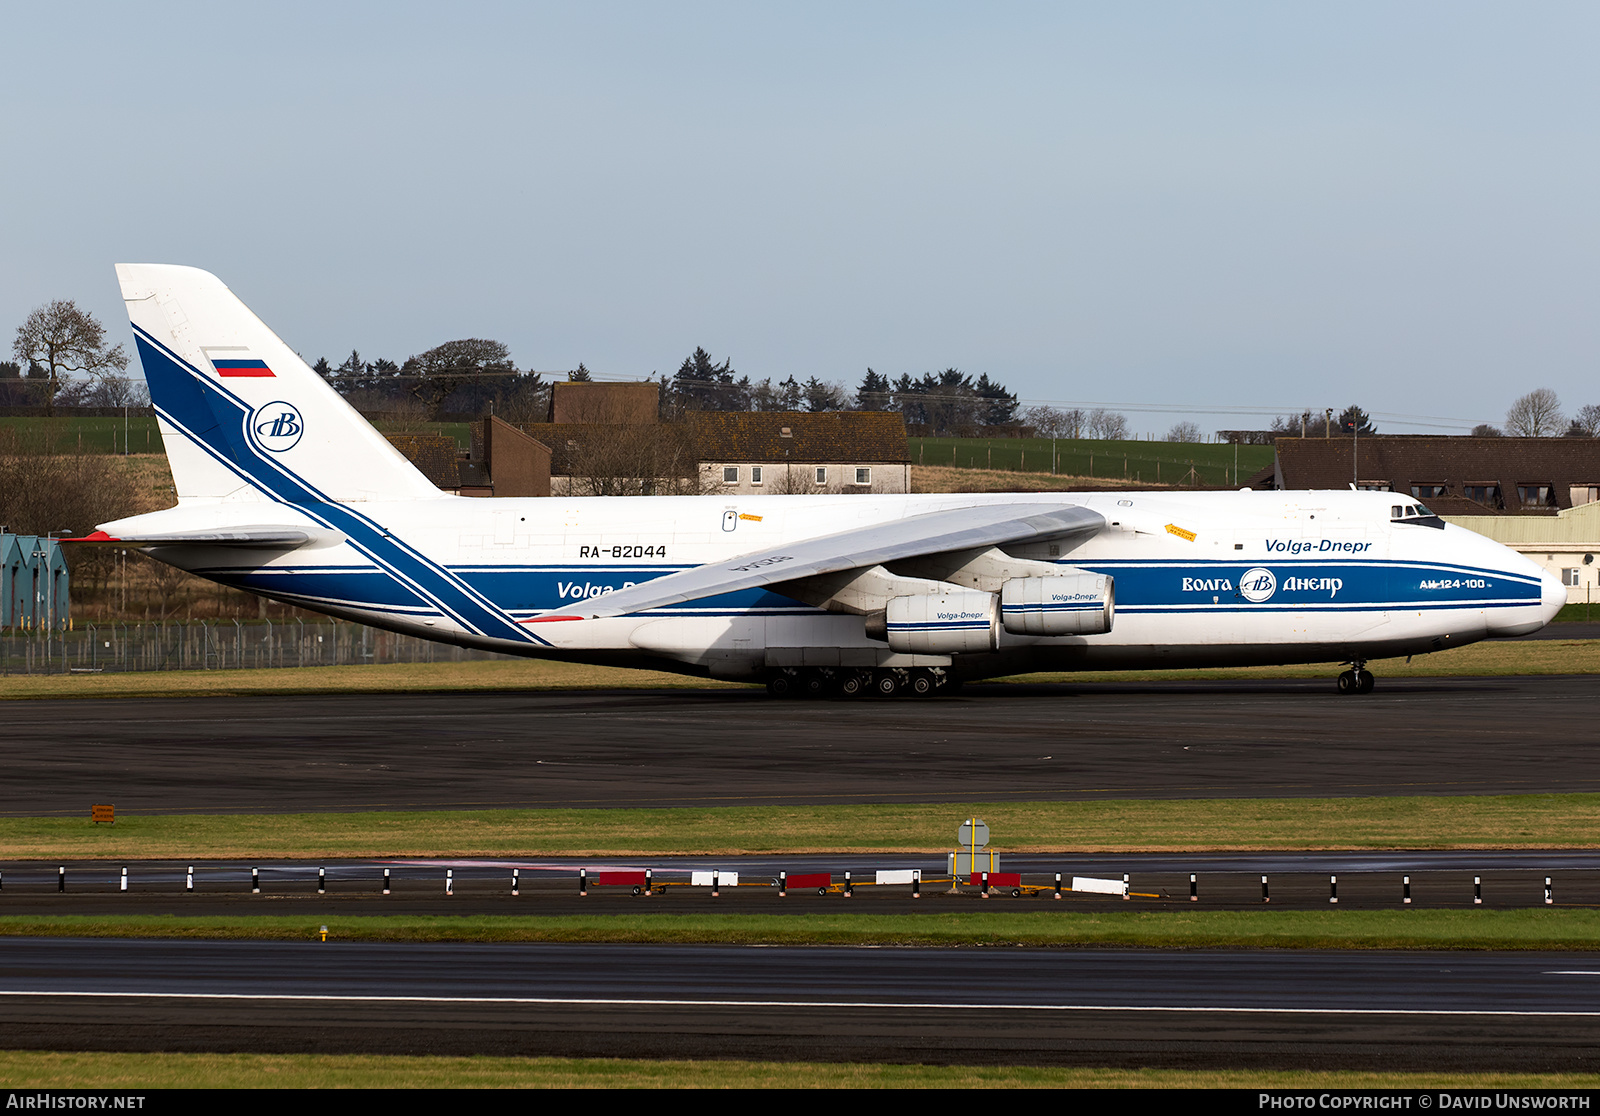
top-left (518, 411), bottom-right (911, 473)
top-left (685, 411), bottom-right (910, 464)
top-left (1271, 436), bottom-right (1600, 513)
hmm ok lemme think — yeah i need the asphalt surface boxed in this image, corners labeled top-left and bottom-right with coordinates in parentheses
top-left (6, 673), bottom-right (1600, 1067)
top-left (4, 938), bottom-right (1600, 1069)
top-left (3, 674), bottom-right (1600, 814)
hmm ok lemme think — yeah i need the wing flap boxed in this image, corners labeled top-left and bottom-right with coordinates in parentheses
top-left (547, 502), bottom-right (1106, 620)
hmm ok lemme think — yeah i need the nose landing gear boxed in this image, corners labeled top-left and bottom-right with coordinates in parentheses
top-left (1336, 662), bottom-right (1375, 695)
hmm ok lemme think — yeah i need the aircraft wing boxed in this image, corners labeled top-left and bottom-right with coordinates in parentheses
top-left (538, 502), bottom-right (1106, 621)
top-left (63, 528), bottom-right (312, 549)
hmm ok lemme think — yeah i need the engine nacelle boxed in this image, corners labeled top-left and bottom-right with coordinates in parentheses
top-left (881, 591), bottom-right (1000, 654)
top-left (1000, 573), bottom-right (1114, 636)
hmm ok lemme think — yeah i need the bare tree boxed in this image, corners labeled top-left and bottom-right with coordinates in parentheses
top-left (403, 338), bottom-right (514, 420)
top-left (12, 301), bottom-right (128, 417)
top-left (1471, 423), bottom-right (1503, 437)
top-left (1022, 405), bottom-right (1085, 438)
top-left (1165, 420), bottom-right (1202, 443)
top-left (1505, 388), bottom-right (1565, 437)
top-left (0, 426), bottom-right (145, 586)
top-left (1567, 404), bottom-right (1600, 437)
top-left (1086, 408), bottom-right (1130, 440)
top-left (564, 424), bottom-right (712, 496)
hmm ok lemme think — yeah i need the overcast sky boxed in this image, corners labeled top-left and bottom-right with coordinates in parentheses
top-left (4, 2), bottom-right (1597, 435)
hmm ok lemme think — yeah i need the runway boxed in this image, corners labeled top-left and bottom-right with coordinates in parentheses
top-left (5, 674), bottom-right (1598, 1069)
top-left (3, 938), bottom-right (1599, 1069)
top-left (2, 674), bottom-right (1598, 814)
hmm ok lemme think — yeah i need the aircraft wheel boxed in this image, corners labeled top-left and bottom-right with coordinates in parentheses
top-left (631, 886), bottom-right (642, 896)
top-left (908, 670), bottom-right (936, 698)
top-left (1011, 888), bottom-right (1022, 898)
top-left (818, 887), bottom-right (828, 895)
top-left (1336, 670), bottom-right (1357, 695)
top-left (767, 674), bottom-right (795, 698)
top-left (874, 671), bottom-right (901, 698)
top-left (799, 669), bottom-right (828, 698)
top-left (1357, 671), bottom-right (1376, 694)
top-left (838, 672), bottom-right (867, 698)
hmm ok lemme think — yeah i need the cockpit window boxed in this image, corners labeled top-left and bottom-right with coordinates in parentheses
top-left (1391, 502), bottom-right (1444, 528)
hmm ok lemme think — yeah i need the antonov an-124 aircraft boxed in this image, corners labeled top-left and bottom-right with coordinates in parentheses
top-left (72, 264), bottom-right (1565, 698)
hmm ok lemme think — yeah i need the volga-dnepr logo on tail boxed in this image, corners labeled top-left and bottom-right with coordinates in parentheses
top-left (251, 402), bottom-right (304, 453)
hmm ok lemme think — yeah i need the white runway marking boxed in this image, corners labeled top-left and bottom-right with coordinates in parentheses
top-left (0, 989), bottom-right (1597, 1018)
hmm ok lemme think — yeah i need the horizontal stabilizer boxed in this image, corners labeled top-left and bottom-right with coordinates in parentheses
top-left (538, 502), bottom-right (1106, 621)
top-left (64, 528), bottom-right (311, 549)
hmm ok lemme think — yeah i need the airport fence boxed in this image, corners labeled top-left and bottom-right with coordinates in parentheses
top-left (0, 619), bottom-right (517, 675)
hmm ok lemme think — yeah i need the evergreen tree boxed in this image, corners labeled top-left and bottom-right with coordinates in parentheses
top-left (856, 368), bottom-right (891, 410)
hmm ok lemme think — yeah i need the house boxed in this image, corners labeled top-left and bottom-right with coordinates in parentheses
top-left (687, 411), bottom-right (911, 495)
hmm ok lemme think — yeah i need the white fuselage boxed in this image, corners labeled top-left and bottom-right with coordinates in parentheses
top-left (107, 487), bottom-right (1565, 682)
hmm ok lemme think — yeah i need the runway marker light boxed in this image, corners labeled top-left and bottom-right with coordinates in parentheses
top-left (57, 867), bottom-right (64, 893)
top-left (712, 869), bottom-right (720, 898)
top-left (844, 870), bottom-right (852, 899)
top-left (980, 871), bottom-right (989, 899)
top-left (579, 868), bottom-right (587, 897)
top-left (1189, 873), bottom-right (1197, 902)
top-left (1546, 876), bottom-right (1553, 905)
top-left (120, 867), bottom-right (127, 892)
top-left (1262, 875), bottom-right (1269, 904)
top-left (446, 869), bottom-right (453, 896)
top-left (319, 925), bottom-right (327, 942)
top-left (1474, 875), bottom-right (1482, 905)
top-left (317, 867), bottom-right (326, 895)
top-left (251, 866), bottom-right (260, 894)
top-left (382, 867), bottom-right (391, 895)
top-left (913, 869), bottom-right (921, 899)
top-left (1123, 872), bottom-right (1130, 901)
top-left (511, 868), bottom-right (519, 897)
top-left (645, 867), bottom-right (653, 897)
top-left (185, 866), bottom-right (193, 893)
top-left (1403, 875), bottom-right (1411, 904)
top-left (779, 871), bottom-right (787, 897)
top-left (1054, 872), bottom-right (1062, 900)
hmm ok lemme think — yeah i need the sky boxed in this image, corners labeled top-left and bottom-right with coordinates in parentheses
top-left (3, 2), bottom-right (1598, 436)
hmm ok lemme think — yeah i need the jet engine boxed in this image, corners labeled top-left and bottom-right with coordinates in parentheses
top-left (872, 591), bottom-right (1001, 654)
top-left (1000, 573), bottom-right (1114, 636)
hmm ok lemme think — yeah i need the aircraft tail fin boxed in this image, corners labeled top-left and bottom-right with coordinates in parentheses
top-left (116, 264), bottom-right (444, 504)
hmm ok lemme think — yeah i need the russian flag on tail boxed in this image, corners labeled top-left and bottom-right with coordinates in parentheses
top-left (211, 358), bottom-right (274, 378)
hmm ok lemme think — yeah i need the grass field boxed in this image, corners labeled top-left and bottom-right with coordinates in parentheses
top-left (909, 435), bottom-right (1275, 486)
top-left (4, 910), bottom-right (1600, 949)
top-left (3, 633), bottom-right (1595, 700)
top-left (1, 1050), bottom-right (1591, 1089)
top-left (6, 793), bottom-right (1599, 858)
top-left (0, 415), bottom-right (473, 454)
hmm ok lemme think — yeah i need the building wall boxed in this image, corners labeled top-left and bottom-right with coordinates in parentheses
top-left (700, 462), bottom-right (910, 494)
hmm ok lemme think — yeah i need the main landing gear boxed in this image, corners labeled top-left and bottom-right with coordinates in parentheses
top-left (765, 666), bottom-right (958, 700)
top-left (1336, 662), bottom-right (1375, 695)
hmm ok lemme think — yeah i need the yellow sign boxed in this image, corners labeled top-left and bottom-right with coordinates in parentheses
top-left (1165, 524), bottom-right (1197, 542)
top-left (738, 513), bottom-right (763, 522)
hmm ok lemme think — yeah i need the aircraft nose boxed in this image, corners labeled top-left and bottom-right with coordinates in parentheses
top-left (1541, 567), bottom-right (1568, 622)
